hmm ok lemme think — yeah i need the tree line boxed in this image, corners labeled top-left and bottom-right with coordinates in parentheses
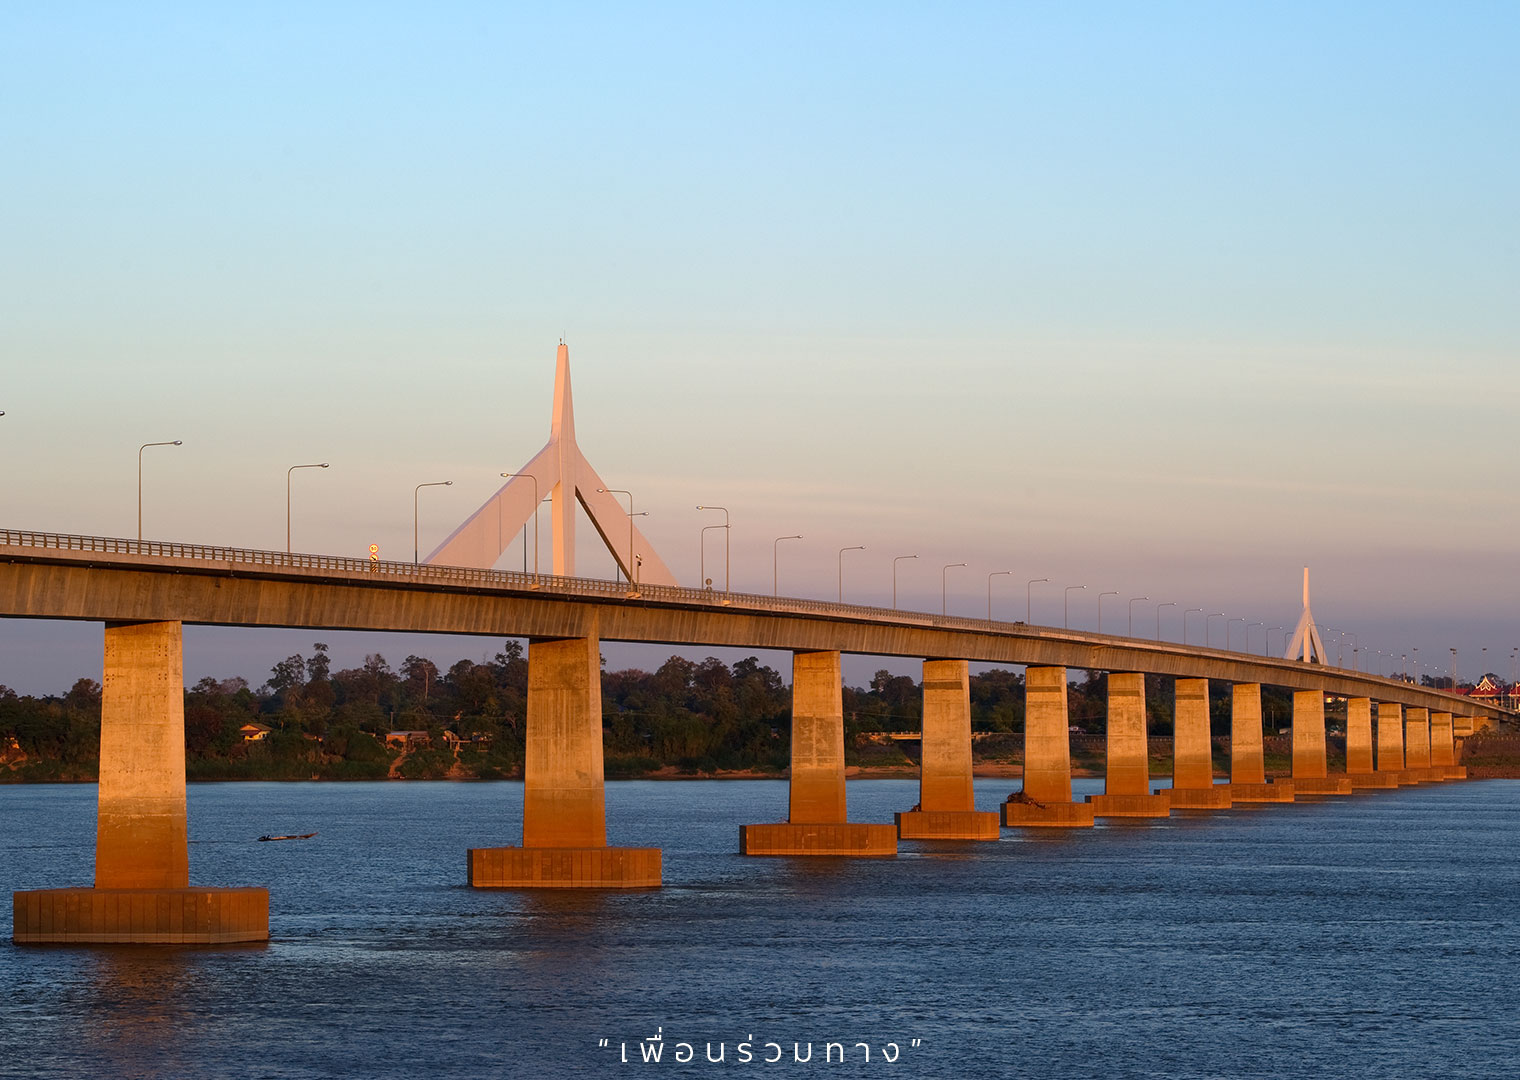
top-left (0, 642), bottom-right (1497, 782)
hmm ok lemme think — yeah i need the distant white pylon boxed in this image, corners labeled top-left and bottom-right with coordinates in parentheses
top-left (1283, 566), bottom-right (1330, 663)
top-left (424, 343), bottom-right (678, 585)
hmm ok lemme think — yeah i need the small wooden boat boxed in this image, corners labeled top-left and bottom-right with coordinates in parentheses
top-left (257, 832), bottom-right (317, 842)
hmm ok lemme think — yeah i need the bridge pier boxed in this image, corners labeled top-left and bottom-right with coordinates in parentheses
top-left (1169, 678), bottom-right (1232, 808)
top-left (1086, 672), bottom-right (1170, 817)
top-left (1003, 666), bottom-right (1094, 827)
top-left (742, 650), bottom-right (897, 855)
top-left (1377, 702), bottom-right (1414, 784)
top-left (14, 621), bottom-right (268, 944)
top-left (1345, 697), bottom-right (1398, 789)
top-left (469, 632), bottom-right (661, 887)
top-left (896, 659), bottom-right (998, 840)
top-left (1402, 707), bottom-right (1438, 782)
top-left (1229, 683), bottom-right (1293, 802)
top-left (1429, 712), bottom-right (1465, 780)
top-left (1291, 690), bottom-right (1352, 795)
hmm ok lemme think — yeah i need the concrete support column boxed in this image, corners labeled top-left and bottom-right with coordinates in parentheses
top-left (1345, 698), bottom-right (1374, 774)
top-left (1292, 689), bottom-right (1351, 795)
top-left (522, 635), bottom-right (607, 847)
top-left (1171, 678), bottom-right (1230, 808)
top-left (896, 659), bottom-right (998, 839)
top-left (470, 631), bottom-right (661, 886)
top-left (1377, 702), bottom-right (1406, 778)
top-left (1087, 673), bottom-right (1169, 817)
top-left (1003, 666), bottom-right (1093, 827)
top-left (14, 622), bottom-right (268, 944)
top-left (1405, 707), bottom-right (1433, 780)
top-left (95, 621), bottom-right (190, 889)
top-left (1345, 697), bottom-right (1399, 789)
top-left (788, 650), bottom-right (847, 824)
top-left (1229, 683), bottom-right (1293, 802)
top-left (1429, 711), bottom-right (1464, 779)
top-left (742, 651), bottom-right (896, 855)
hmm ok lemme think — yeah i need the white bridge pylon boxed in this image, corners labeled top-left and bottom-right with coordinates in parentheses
top-left (424, 343), bottom-right (678, 586)
top-left (1283, 566), bottom-right (1329, 663)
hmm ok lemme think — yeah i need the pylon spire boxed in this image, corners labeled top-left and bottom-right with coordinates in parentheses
top-left (424, 344), bottom-right (678, 586)
top-left (1284, 566), bottom-right (1329, 663)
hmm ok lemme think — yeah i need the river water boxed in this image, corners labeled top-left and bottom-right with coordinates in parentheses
top-left (2, 778), bottom-right (1517, 1079)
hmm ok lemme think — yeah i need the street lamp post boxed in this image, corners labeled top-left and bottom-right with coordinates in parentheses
top-left (942, 563), bottom-right (966, 616)
top-left (1227, 617), bottom-right (1246, 651)
top-left (1064, 584), bottom-right (1086, 629)
top-left (988, 570), bottom-right (1014, 623)
top-left (773, 535), bottom-right (802, 596)
top-left (1450, 647), bottom-right (1458, 689)
top-left (1183, 608), bottom-right (1203, 645)
top-left (139, 440), bottom-right (184, 542)
top-left (628, 512), bottom-right (648, 592)
top-left (596, 488), bottom-right (638, 587)
top-left (1129, 596), bottom-right (1149, 638)
top-left (1156, 602), bottom-right (1177, 641)
top-left (1097, 591), bottom-right (1119, 633)
top-left (1027, 578), bottom-right (1049, 623)
top-left (500, 472), bottom-right (539, 584)
top-left (696, 506), bottom-right (730, 595)
top-left (1268, 626), bottom-right (1284, 657)
top-left (892, 555), bottom-right (919, 609)
top-left (285, 461), bottom-right (328, 553)
top-left (838, 546), bottom-right (865, 602)
top-left (1206, 612), bottom-right (1225, 648)
top-left (700, 524), bottom-right (726, 590)
top-left (413, 481), bottom-right (453, 564)
top-left (1247, 622), bottom-right (1262, 655)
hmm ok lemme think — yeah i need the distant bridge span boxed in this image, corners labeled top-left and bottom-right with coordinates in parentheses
top-left (0, 529), bottom-right (1506, 723)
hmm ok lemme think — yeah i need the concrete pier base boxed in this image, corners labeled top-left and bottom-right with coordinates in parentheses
top-left (1347, 772), bottom-right (1402, 790)
top-left (1292, 776), bottom-right (1354, 795)
top-left (742, 651), bottom-right (896, 856)
top-left (1001, 800), bottom-right (1096, 827)
top-left (1169, 785), bottom-right (1234, 809)
top-left (1395, 769), bottom-right (1428, 785)
top-left (1086, 792), bottom-right (1172, 818)
top-left (467, 847), bottom-right (661, 888)
top-left (13, 887), bottom-right (268, 945)
top-left (14, 622), bottom-right (269, 944)
top-left (1230, 781), bottom-right (1295, 803)
top-left (895, 810), bottom-right (1001, 840)
top-left (1440, 766), bottom-right (1468, 780)
top-left (740, 823), bottom-right (897, 855)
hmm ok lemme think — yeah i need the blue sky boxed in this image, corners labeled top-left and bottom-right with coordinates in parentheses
top-left (3, 3), bottom-right (1518, 692)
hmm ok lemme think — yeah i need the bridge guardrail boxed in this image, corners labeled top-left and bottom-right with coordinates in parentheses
top-left (0, 527), bottom-right (1447, 691)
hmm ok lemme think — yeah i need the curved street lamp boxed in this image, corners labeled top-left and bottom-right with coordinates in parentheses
top-left (1026, 578), bottom-right (1049, 623)
top-left (696, 505), bottom-right (730, 595)
top-left (1206, 612), bottom-right (1225, 648)
top-left (414, 481), bottom-right (453, 564)
top-left (838, 545), bottom-right (865, 602)
top-left (942, 563), bottom-right (966, 616)
top-left (773, 535), bottom-right (802, 596)
top-left (139, 440), bottom-right (184, 542)
top-left (285, 461), bottom-right (327, 553)
top-left (1227, 617), bottom-right (1246, 651)
top-left (1183, 608), bottom-right (1203, 645)
top-left (893, 554), bottom-right (918, 609)
top-left (596, 487), bottom-right (638, 586)
top-left (988, 570), bottom-right (1014, 623)
top-left (1064, 584), bottom-right (1086, 629)
top-left (1156, 601), bottom-right (1177, 641)
top-left (1097, 591), bottom-right (1119, 633)
top-left (501, 472), bottom-right (540, 583)
top-left (1129, 596), bottom-right (1149, 638)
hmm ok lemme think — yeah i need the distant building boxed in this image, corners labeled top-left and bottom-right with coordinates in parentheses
top-left (1465, 675), bottom-right (1519, 712)
top-left (385, 730), bottom-right (431, 750)
top-left (239, 722), bottom-right (273, 742)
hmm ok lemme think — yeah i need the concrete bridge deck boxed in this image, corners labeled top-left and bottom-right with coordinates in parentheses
top-left (0, 528), bottom-right (1505, 722)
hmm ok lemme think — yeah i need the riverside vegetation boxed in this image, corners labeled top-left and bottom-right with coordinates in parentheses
top-left (0, 642), bottom-right (1508, 781)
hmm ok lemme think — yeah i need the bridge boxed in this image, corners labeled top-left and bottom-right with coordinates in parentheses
top-left (7, 344), bottom-right (1508, 944)
top-left (5, 528), bottom-right (1504, 944)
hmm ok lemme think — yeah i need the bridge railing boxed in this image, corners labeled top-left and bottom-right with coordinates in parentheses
top-left (0, 527), bottom-right (1439, 681)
